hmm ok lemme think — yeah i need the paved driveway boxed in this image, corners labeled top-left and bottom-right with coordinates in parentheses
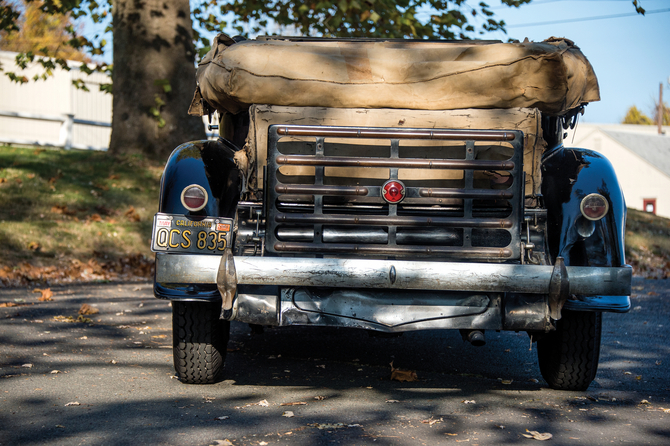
top-left (1, 278), bottom-right (668, 445)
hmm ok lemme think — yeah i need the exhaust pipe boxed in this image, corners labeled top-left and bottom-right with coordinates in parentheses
top-left (460, 329), bottom-right (486, 347)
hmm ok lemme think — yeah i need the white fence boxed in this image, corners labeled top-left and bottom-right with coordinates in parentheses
top-left (0, 51), bottom-right (217, 151)
top-left (0, 50), bottom-right (113, 150)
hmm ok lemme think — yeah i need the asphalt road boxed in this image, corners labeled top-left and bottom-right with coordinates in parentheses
top-left (1, 278), bottom-right (668, 446)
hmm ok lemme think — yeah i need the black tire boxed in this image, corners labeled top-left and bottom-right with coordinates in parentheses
top-left (172, 301), bottom-right (230, 384)
top-left (537, 310), bottom-right (602, 391)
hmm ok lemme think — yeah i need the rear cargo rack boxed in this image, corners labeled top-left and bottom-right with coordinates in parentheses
top-left (266, 125), bottom-right (524, 261)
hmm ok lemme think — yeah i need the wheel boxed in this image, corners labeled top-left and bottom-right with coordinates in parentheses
top-left (537, 310), bottom-right (602, 391)
top-left (172, 301), bottom-right (230, 384)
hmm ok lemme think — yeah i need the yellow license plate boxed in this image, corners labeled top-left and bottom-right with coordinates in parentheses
top-left (151, 213), bottom-right (233, 254)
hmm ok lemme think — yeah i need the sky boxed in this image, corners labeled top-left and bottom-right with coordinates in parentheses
top-left (81, 0), bottom-right (669, 124)
top-left (483, 0), bottom-right (670, 124)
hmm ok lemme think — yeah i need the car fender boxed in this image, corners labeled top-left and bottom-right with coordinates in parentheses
top-left (158, 138), bottom-right (242, 218)
top-left (541, 146), bottom-right (626, 268)
top-left (155, 138), bottom-right (242, 301)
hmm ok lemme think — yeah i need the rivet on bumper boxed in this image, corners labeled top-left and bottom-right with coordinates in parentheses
top-left (217, 248), bottom-right (237, 310)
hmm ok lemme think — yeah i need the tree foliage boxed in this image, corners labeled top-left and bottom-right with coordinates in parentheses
top-left (623, 104), bottom-right (670, 126)
top-left (622, 106), bottom-right (653, 125)
top-left (0, 0), bottom-right (89, 62)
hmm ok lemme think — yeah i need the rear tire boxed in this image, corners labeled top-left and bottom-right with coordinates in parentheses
top-left (537, 310), bottom-right (602, 391)
top-left (172, 301), bottom-right (229, 384)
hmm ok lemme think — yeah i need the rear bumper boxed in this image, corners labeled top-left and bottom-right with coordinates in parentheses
top-left (155, 253), bottom-right (631, 296)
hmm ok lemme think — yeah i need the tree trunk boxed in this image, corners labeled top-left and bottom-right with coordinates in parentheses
top-left (110, 0), bottom-right (205, 159)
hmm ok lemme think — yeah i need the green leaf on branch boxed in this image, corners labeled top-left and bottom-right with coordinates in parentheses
top-left (153, 79), bottom-right (172, 94)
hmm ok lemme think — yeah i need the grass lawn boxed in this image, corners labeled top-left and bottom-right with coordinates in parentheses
top-left (0, 145), bottom-right (163, 285)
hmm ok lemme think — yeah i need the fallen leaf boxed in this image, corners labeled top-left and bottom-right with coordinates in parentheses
top-left (88, 214), bottom-right (103, 222)
top-left (462, 400), bottom-right (476, 404)
top-left (27, 241), bottom-right (41, 251)
top-left (65, 402), bottom-right (80, 406)
top-left (386, 399), bottom-right (400, 403)
top-left (624, 371), bottom-right (632, 375)
top-left (215, 416), bottom-right (229, 420)
top-left (390, 361), bottom-right (418, 382)
top-left (421, 417), bottom-right (443, 425)
top-left (209, 441), bottom-right (233, 446)
top-left (78, 303), bottom-right (99, 315)
top-left (500, 379), bottom-right (513, 385)
top-left (50, 370), bottom-right (60, 374)
top-left (522, 430), bottom-right (552, 441)
top-left (55, 425), bottom-right (65, 429)
top-left (528, 378), bottom-right (539, 383)
top-left (124, 206), bottom-right (141, 222)
top-left (314, 396), bottom-right (326, 401)
top-left (27, 173), bottom-right (35, 179)
top-left (258, 399), bottom-right (269, 407)
top-left (640, 400), bottom-right (651, 405)
top-left (280, 402), bottom-right (307, 406)
top-left (282, 411), bottom-right (294, 418)
top-left (259, 442), bottom-right (268, 446)
top-left (33, 288), bottom-right (53, 302)
top-left (22, 363), bottom-right (33, 368)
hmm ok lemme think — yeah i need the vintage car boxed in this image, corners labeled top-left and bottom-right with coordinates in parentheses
top-left (152, 34), bottom-right (632, 389)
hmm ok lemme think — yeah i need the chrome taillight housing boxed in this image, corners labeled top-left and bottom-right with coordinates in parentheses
top-left (580, 193), bottom-right (609, 221)
top-left (181, 184), bottom-right (208, 212)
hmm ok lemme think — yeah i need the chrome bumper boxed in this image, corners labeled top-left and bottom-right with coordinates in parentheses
top-left (156, 253), bottom-right (632, 296)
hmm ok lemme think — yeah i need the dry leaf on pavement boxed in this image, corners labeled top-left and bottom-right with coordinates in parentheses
top-left (390, 361), bottom-right (418, 382)
top-left (33, 288), bottom-right (53, 301)
top-left (522, 430), bottom-right (553, 441)
top-left (78, 303), bottom-right (99, 315)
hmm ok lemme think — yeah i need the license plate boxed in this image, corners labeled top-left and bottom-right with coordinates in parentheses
top-left (151, 213), bottom-right (233, 254)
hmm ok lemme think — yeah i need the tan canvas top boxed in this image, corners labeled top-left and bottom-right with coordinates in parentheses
top-left (192, 35), bottom-right (599, 116)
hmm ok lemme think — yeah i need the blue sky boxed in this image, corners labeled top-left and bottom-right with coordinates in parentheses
top-left (486, 0), bottom-right (670, 124)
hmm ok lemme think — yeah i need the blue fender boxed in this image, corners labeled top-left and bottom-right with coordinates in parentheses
top-left (154, 138), bottom-right (242, 301)
top-left (159, 138), bottom-right (241, 218)
top-left (541, 146), bottom-right (630, 312)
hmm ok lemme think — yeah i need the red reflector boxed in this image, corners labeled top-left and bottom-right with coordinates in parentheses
top-left (580, 193), bottom-right (609, 221)
top-left (382, 180), bottom-right (405, 203)
top-left (181, 185), bottom-right (208, 211)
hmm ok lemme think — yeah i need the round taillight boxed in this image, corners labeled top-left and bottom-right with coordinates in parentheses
top-left (580, 193), bottom-right (609, 221)
top-left (181, 184), bottom-right (208, 212)
top-left (382, 180), bottom-right (405, 204)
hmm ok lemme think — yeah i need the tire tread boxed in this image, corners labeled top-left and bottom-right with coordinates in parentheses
top-left (172, 301), bottom-right (229, 384)
top-left (537, 310), bottom-right (602, 391)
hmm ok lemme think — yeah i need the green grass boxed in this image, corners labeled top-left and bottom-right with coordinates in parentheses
top-left (0, 145), bottom-right (162, 267)
top-left (625, 208), bottom-right (670, 278)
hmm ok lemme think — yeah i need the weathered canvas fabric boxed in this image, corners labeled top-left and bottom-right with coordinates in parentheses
top-left (193, 35), bottom-right (599, 116)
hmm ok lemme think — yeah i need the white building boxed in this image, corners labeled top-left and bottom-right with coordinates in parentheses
top-left (568, 123), bottom-right (670, 218)
top-left (0, 50), bottom-right (112, 150)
